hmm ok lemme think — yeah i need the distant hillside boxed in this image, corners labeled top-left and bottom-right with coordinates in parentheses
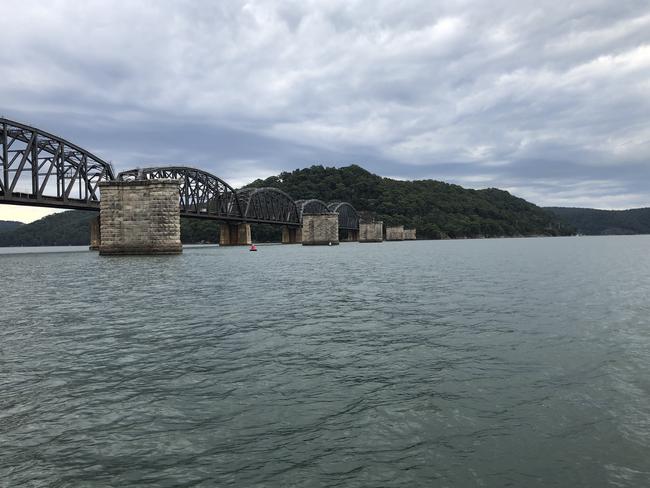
top-left (0, 211), bottom-right (221, 247)
top-left (248, 165), bottom-right (573, 239)
top-left (0, 220), bottom-right (24, 233)
top-left (546, 207), bottom-right (650, 235)
top-left (0, 211), bottom-right (97, 246)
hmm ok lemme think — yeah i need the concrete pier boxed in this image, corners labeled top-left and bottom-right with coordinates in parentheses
top-left (98, 179), bottom-right (182, 255)
top-left (404, 229), bottom-right (417, 240)
top-left (385, 225), bottom-right (404, 241)
top-left (341, 229), bottom-right (359, 242)
top-left (359, 222), bottom-right (383, 242)
top-left (89, 215), bottom-right (101, 250)
top-left (302, 214), bottom-right (339, 245)
top-left (219, 223), bottom-right (252, 246)
top-left (282, 225), bottom-right (302, 244)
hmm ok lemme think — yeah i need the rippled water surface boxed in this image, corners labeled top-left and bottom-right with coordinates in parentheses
top-left (2, 237), bottom-right (650, 487)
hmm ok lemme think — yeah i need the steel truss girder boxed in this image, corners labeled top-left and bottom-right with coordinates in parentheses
top-left (236, 187), bottom-right (300, 225)
top-left (118, 166), bottom-right (244, 221)
top-left (0, 118), bottom-right (115, 209)
top-left (295, 199), bottom-right (331, 220)
top-left (328, 202), bottom-right (359, 230)
top-left (0, 118), bottom-right (361, 231)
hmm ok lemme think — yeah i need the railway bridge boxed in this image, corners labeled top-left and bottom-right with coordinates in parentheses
top-left (0, 118), bottom-right (404, 254)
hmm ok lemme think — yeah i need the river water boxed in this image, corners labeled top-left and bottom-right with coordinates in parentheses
top-left (1, 237), bottom-right (650, 487)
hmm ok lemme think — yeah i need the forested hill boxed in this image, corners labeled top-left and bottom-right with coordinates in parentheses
top-left (0, 164), bottom-right (574, 246)
top-left (0, 212), bottom-right (221, 247)
top-left (0, 220), bottom-right (23, 233)
top-left (0, 211), bottom-right (96, 246)
top-left (546, 207), bottom-right (650, 235)
top-left (249, 165), bottom-right (573, 238)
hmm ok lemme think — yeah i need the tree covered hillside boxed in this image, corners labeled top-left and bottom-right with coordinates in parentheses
top-left (0, 211), bottom-right (96, 246)
top-left (0, 212), bottom-right (221, 246)
top-left (546, 207), bottom-right (650, 235)
top-left (0, 220), bottom-right (24, 233)
top-left (249, 165), bottom-right (573, 238)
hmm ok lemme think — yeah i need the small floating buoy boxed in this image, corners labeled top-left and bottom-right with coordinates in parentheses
top-left (249, 244), bottom-right (257, 251)
top-left (328, 242), bottom-right (332, 246)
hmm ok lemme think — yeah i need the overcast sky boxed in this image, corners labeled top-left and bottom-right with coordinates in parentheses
top-left (2, 0), bottom-right (650, 222)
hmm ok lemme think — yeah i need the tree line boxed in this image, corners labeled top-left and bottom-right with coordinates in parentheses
top-left (0, 164), bottom-right (575, 246)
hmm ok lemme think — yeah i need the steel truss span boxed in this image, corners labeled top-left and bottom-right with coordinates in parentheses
top-left (295, 199), bottom-right (331, 219)
top-left (328, 202), bottom-right (359, 230)
top-left (0, 118), bottom-right (115, 209)
top-left (118, 167), bottom-right (243, 221)
top-left (237, 187), bottom-right (300, 225)
top-left (0, 118), bottom-right (362, 230)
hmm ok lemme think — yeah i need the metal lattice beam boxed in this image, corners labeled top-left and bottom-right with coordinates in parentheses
top-left (328, 202), bottom-right (359, 230)
top-left (236, 187), bottom-right (300, 225)
top-left (295, 199), bottom-right (331, 220)
top-left (0, 119), bottom-right (364, 231)
top-left (118, 167), bottom-right (244, 222)
top-left (0, 118), bottom-right (115, 209)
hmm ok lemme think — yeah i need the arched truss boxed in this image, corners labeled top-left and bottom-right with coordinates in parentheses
top-left (236, 187), bottom-right (300, 225)
top-left (295, 199), bottom-right (331, 220)
top-left (0, 117), bottom-right (365, 231)
top-left (118, 166), bottom-right (243, 220)
top-left (328, 202), bottom-right (359, 230)
top-left (0, 117), bottom-right (115, 209)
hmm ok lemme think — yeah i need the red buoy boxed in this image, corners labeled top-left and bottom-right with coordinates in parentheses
top-left (249, 244), bottom-right (257, 251)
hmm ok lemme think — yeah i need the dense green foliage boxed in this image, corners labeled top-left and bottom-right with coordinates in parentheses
top-left (547, 207), bottom-right (650, 235)
top-left (180, 218), bottom-right (220, 243)
top-left (0, 220), bottom-right (23, 233)
top-left (0, 211), bottom-right (96, 246)
top-left (248, 165), bottom-right (573, 239)
top-left (0, 164), bottom-right (575, 246)
top-left (0, 212), bottom-right (226, 246)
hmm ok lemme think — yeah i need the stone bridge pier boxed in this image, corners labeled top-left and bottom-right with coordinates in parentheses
top-left (219, 223), bottom-right (252, 246)
top-left (360, 222), bottom-right (383, 242)
top-left (404, 229), bottom-right (417, 240)
top-left (282, 225), bottom-right (302, 244)
top-left (98, 179), bottom-right (182, 255)
top-left (302, 214), bottom-right (339, 245)
top-left (89, 215), bottom-right (101, 250)
top-left (341, 229), bottom-right (359, 242)
top-left (385, 225), bottom-right (405, 241)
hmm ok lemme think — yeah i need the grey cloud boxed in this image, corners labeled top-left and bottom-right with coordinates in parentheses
top-left (1, 0), bottom-right (649, 208)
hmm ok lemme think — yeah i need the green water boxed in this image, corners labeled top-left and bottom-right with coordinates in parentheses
top-left (1, 237), bottom-right (649, 486)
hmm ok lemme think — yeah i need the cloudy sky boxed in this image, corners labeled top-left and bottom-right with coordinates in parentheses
top-left (2, 0), bottom-right (650, 222)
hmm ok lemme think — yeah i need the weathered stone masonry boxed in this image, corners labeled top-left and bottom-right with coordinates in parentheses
top-left (302, 214), bottom-right (339, 245)
top-left (282, 225), bottom-right (302, 244)
top-left (404, 229), bottom-right (417, 240)
top-left (219, 223), bottom-right (252, 246)
top-left (359, 221), bottom-right (383, 242)
top-left (98, 179), bottom-right (182, 255)
top-left (89, 215), bottom-right (101, 250)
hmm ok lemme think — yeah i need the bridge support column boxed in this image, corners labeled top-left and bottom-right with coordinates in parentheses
top-left (89, 215), bottom-right (101, 250)
top-left (98, 180), bottom-right (182, 255)
top-left (282, 226), bottom-right (302, 244)
top-left (360, 222), bottom-right (383, 243)
top-left (219, 223), bottom-right (252, 246)
top-left (404, 229), bottom-right (417, 240)
top-left (302, 214), bottom-right (339, 245)
top-left (385, 225), bottom-right (405, 241)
